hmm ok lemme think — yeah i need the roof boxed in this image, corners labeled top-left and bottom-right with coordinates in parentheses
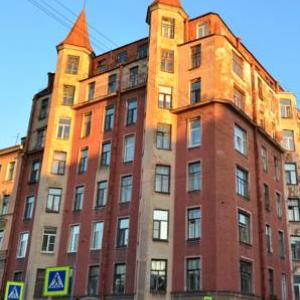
top-left (59, 9), bottom-right (92, 52)
top-left (151, 0), bottom-right (182, 8)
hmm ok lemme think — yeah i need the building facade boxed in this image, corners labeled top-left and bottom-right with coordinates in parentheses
top-left (0, 145), bottom-right (23, 285)
top-left (1, 0), bottom-right (297, 299)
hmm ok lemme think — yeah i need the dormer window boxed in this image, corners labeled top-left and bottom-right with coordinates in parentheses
top-left (197, 22), bottom-right (209, 38)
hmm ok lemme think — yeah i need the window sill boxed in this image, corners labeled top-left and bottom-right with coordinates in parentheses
top-left (239, 241), bottom-right (252, 247)
top-left (116, 246), bottom-right (128, 250)
top-left (153, 239), bottom-right (168, 243)
top-left (150, 290), bottom-right (166, 295)
top-left (41, 251), bottom-right (55, 255)
top-left (237, 193), bottom-right (250, 201)
top-left (90, 248), bottom-right (101, 252)
top-left (120, 201), bottom-right (131, 206)
top-left (45, 210), bottom-right (60, 214)
top-left (188, 144), bottom-right (201, 150)
top-left (235, 149), bottom-right (248, 158)
top-left (155, 191), bottom-right (171, 195)
top-left (123, 160), bottom-right (133, 165)
top-left (188, 189), bottom-right (201, 194)
top-left (126, 122), bottom-right (136, 127)
top-left (189, 65), bottom-right (201, 71)
top-left (95, 205), bottom-right (106, 210)
top-left (187, 238), bottom-right (201, 244)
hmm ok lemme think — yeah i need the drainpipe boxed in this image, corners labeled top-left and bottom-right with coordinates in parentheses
top-left (251, 63), bottom-right (267, 298)
top-left (100, 65), bottom-right (123, 300)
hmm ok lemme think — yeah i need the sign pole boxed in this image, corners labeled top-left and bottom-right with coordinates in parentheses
top-left (69, 264), bottom-right (76, 300)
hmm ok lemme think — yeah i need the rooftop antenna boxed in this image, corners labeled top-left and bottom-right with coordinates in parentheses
top-left (83, 0), bottom-right (87, 9)
top-left (14, 133), bottom-right (20, 145)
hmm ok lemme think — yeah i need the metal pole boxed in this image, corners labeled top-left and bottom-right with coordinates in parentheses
top-left (69, 264), bottom-right (76, 300)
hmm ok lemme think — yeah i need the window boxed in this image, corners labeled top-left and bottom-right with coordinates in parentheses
top-left (39, 98), bottom-right (49, 119)
top-left (68, 225), bottom-right (80, 253)
top-left (57, 118), bottom-right (71, 140)
top-left (88, 82), bottom-right (96, 101)
top-left (239, 211), bottom-right (251, 244)
top-left (285, 163), bottom-right (297, 185)
top-left (150, 260), bottom-right (167, 293)
top-left (282, 130), bottom-right (295, 151)
top-left (0, 230), bottom-right (4, 250)
top-left (274, 156), bottom-right (280, 181)
top-left (263, 184), bottom-right (270, 211)
top-left (117, 218), bottom-right (129, 247)
top-left (120, 175), bottom-right (133, 203)
top-left (91, 222), bottom-right (103, 250)
top-left (123, 135), bottom-right (135, 163)
top-left (46, 188), bottom-right (62, 213)
top-left (188, 118), bottom-right (201, 148)
top-left (261, 147), bottom-right (268, 172)
top-left (78, 148), bottom-right (88, 173)
top-left (117, 51), bottom-right (128, 64)
top-left (104, 106), bottom-right (114, 131)
top-left (187, 208), bottom-right (201, 240)
top-left (63, 85), bottom-right (75, 105)
top-left (153, 210), bottom-right (168, 241)
top-left (24, 196), bottom-right (34, 220)
top-left (234, 87), bottom-right (246, 110)
top-left (232, 52), bottom-right (243, 78)
top-left (234, 125), bottom-right (247, 155)
top-left (190, 79), bottom-right (201, 104)
top-left (34, 269), bottom-right (45, 298)
top-left (240, 261), bottom-right (252, 294)
top-left (108, 74), bottom-right (118, 94)
top-left (36, 128), bottom-right (46, 149)
top-left (138, 44), bottom-right (148, 59)
top-left (288, 199), bottom-right (300, 221)
top-left (29, 160), bottom-right (40, 183)
top-left (155, 165), bottom-right (170, 194)
top-left (279, 231), bottom-right (285, 258)
top-left (74, 186), bottom-right (84, 211)
top-left (156, 123), bottom-right (171, 150)
top-left (186, 258), bottom-right (201, 291)
top-left (161, 49), bottom-right (174, 73)
top-left (191, 45), bottom-right (201, 68)
top-left (17, 232), bottom-right (29, 258)
top-left (129, 66), bottom-right (139, 87)
top-left (41, 228), bottom-right (56, 253)
top-left (236, 167), bottom-right (249, 198)
top-left (281, 274), bottom-right (287, 300)
top-left (197, 22), bottom-right (209, 38)
top-left (294, 276), bottom-right (300, 300)
top-left (127, 99), bottom-right (137, 125)
top-left (266, 225), bottom-right (273, 253)
top-left (6, 161), bottom-right (15, 181)
top-left (51, 151), bottom-right (66, 175)
top-left (188, 161), bottom-right (201, 192)
top-left (268, 269), bottom-right (275, 298)
top-left (1, 195), bottom-right (10, 215)
top-left (291, 236), bottom-right (300, 260)
top-left (158, 86), bottom-right (172, 109)
top-left (96, 181), bottom-right (108, 208)
top-left (276, 193), bottom-right (282, 218)
top-left (101, 142), bottom-right (111, 166)
top-left (258, 77), bottom-right (263, 99)
top-left (114, 264), bottom-right (126, 294)
top-left (161, 17), bottom-right (175, 38)
top-left (81, 112), bottom-right (92, 138)
top-left (87, 266), bottom-right (100, 296)
top-left (97, 59), bottom-right (107, 73)
top-left (280, 99), bottom-right (292, 118)
top-left (66, 55), bottom-right (80, 74)
top-left (13, 271), bottom-right (23, 282)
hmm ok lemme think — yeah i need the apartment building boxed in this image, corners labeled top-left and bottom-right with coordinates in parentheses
top-left (0, 145), bottom-right (23, 284)
top-left (1, 0), bottom-right (296, 299)
top-left (277, 93), bottom-right (300, 298)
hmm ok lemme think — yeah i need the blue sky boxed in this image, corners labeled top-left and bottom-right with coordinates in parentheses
top-left (0, 0), bottom-right (299, 149)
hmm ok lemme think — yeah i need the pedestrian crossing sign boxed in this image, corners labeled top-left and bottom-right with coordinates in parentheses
top-left (4, 282), bottom-right (24, 300)
top-left (43, 266), bottom-right (70, 297)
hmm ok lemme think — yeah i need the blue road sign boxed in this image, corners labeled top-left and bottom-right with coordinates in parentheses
top-left (44, 266), bottom-right (70, 297)
top-left (4, 282), bottom-right (24, 300)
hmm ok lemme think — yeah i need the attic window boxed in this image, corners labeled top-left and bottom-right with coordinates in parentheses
top-left (65, 55), bottom-right (80, 75)
top-left (97, 59), bottom-right (107, 73)
top-left (197, 22), bottom-right (209, 38)
top-left (117, 51), bottom-right (128, 64)
top-left (162, 17), bottom-right (175, 39)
